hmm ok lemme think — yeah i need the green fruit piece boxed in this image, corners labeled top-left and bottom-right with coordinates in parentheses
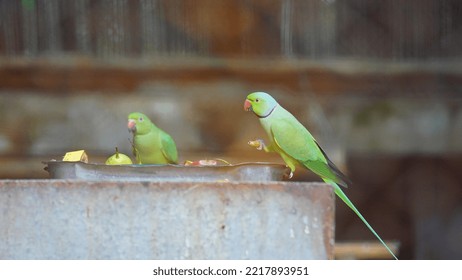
top-left (105, 147), bottom-right (133, 165)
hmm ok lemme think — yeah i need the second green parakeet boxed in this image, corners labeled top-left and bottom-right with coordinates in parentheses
top-left (128, 112), bottom-right (178, 164)
top-left (244, 91), bottom-right (398, 260)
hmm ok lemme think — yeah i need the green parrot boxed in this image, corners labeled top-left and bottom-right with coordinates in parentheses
top-left (128, 112), bottom-right (178, 164)
top-left (244, 92), bottom-right (398, 260)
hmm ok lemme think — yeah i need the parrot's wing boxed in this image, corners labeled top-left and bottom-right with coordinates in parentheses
top-left (312, 140), bottom-right (352, 188)
top-left (270, 118), bottom-right (350, 187)
top-left (270, 118), bottom-right (320, 161)
top-left (160, 132), bottom-right (178, 164)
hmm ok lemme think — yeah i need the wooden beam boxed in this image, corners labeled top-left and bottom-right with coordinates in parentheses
top-left (0, 58), bottom-right (461, 96)
top-left (335, 241), bottom-right (400, 260)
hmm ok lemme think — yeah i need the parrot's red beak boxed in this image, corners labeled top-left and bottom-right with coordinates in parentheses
top-left (127, 119), bottom-right (136, 132)
top-left (244, 99), bottom-right (252, 112)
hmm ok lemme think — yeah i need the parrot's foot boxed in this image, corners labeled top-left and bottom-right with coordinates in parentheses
top-left (248, 139), bottom-right (266, 151)
top-left (283, 168), bottom-right (294, 180)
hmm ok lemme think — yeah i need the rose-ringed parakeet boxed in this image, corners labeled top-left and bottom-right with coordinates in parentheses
top-left (128, 112), bottom-right (178, 164)
top-left (244, 92), bottom-right (398, 260)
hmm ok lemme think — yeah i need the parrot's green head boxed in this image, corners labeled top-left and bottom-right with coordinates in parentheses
top-left (128, 112), bottom-right (152, 135)
top-left (244, 92), bottom-right (278, 118)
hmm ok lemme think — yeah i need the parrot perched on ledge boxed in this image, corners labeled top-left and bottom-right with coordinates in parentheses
top-left (244, 91), bottom-right (398, 260)
top-left (128, 112), bottom-right (178, 164)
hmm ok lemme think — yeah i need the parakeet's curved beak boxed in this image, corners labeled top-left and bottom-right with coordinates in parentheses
top-left (244, 99), bottom-right (252, 112)
top-left (128, 119), bottom-right (136, 132)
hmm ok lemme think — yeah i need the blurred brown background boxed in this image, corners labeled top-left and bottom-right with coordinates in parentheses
top-left (1, 0), bottom-right (462, 259)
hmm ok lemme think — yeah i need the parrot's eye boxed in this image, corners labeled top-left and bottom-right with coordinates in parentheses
top-left (139, 117), bottom-right (143, 122)
top-left (255, 98), bottom-right (260, 103)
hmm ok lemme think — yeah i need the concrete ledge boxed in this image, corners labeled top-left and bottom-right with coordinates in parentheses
top-left (0, 180), bottom-right (334, 259)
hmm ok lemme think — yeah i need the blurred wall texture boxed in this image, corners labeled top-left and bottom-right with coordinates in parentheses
top-left (1, 0), bottom-right (462, 259)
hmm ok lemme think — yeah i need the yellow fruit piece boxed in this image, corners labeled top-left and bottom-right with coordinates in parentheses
top-left (63, 150), bottom-right (88, 163)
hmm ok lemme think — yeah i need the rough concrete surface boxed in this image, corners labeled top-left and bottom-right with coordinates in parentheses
top-left (0, 180), bottom-right (334, 260)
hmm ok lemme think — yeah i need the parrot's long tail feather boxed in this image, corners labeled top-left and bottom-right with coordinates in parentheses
top-left (326, 180), bottom-right (399, 260)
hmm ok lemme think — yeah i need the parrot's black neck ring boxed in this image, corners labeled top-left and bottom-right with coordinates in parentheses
top-left (257, 105), bottom-right (277, 119)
